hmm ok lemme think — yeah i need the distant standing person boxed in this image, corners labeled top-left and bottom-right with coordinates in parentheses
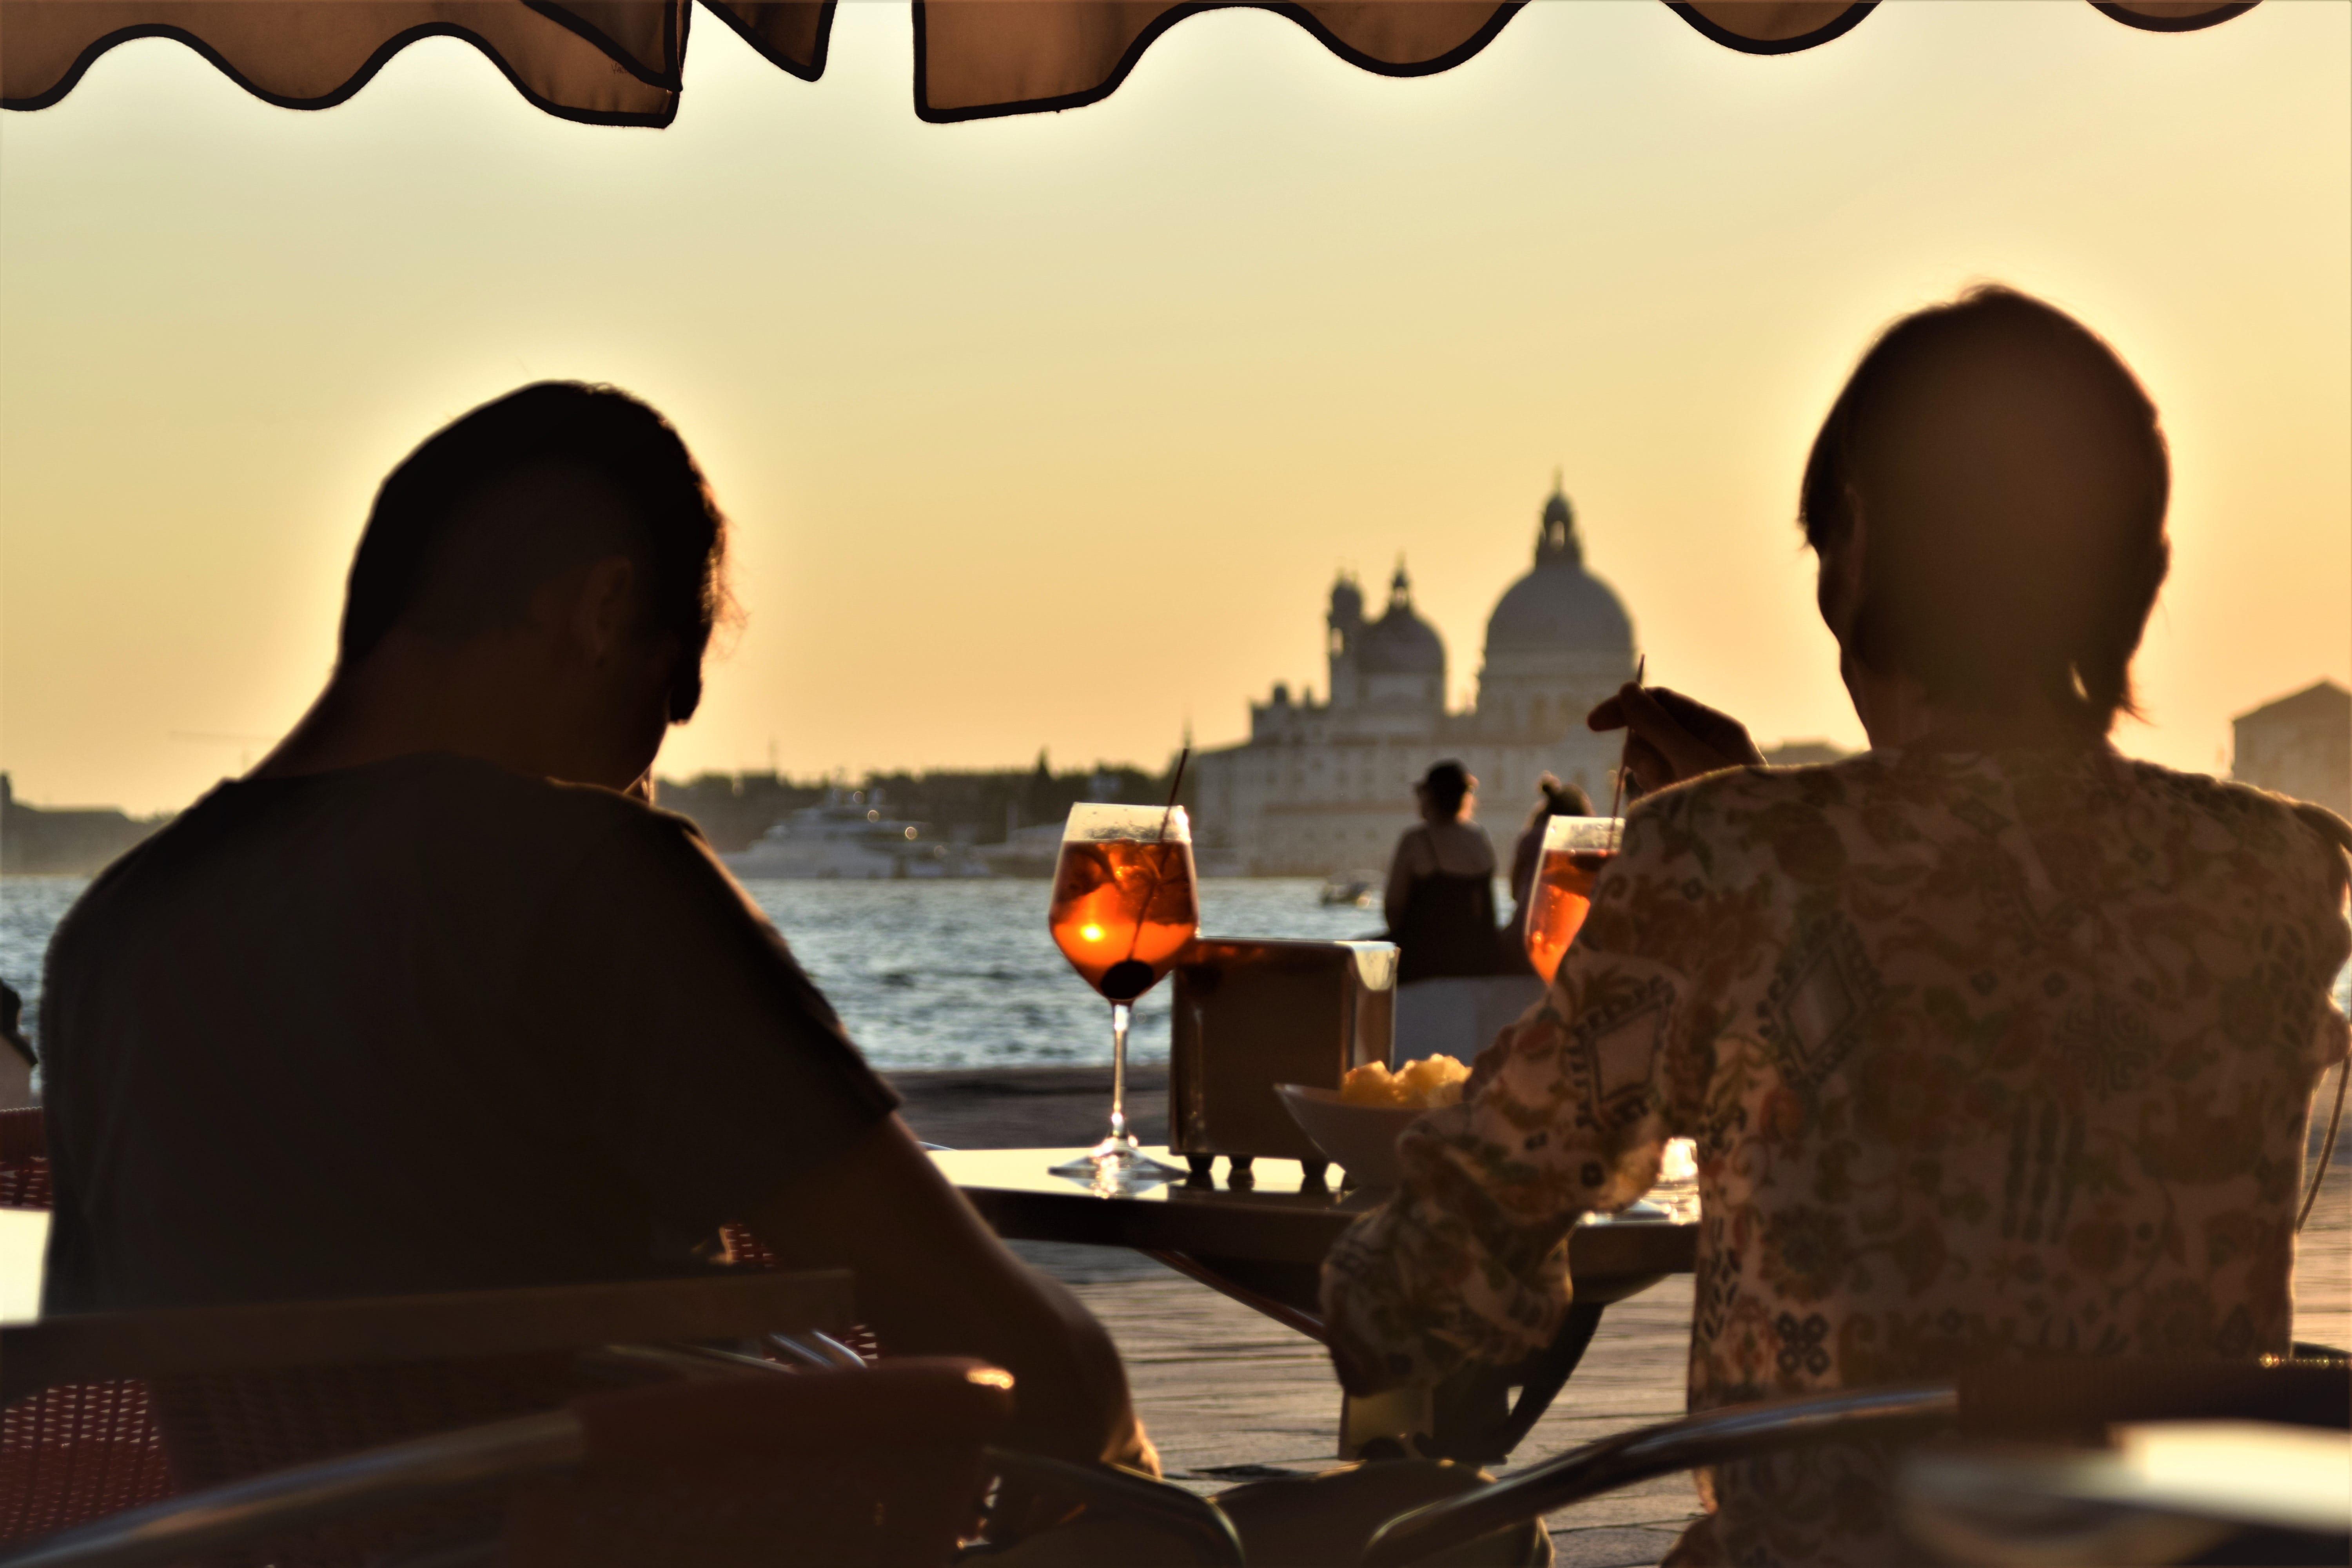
top-left (1384, 760), bottom-right (1499, 985)
top-left (1501, 773), bottom-right (1593, 972)
top-left (0, 981), bottom-right (33, 1111)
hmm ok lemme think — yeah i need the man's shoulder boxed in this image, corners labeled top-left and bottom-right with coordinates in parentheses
top-left (2115, 758), bottom-right (2351, 902)
top-left (1631, 754), bottom-right (1879, 830)
top-left (2116, 755), bottom-right (2330, 833)
top-left (57, 758), bottom-right (711, 952)
top-left (402, 760), bottom-right (725, 905)
top-left (1615, 755), bottom-right (1891, 884)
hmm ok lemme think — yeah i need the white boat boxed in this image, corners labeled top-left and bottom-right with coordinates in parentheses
top-left (720, 793), bottom-right (989, 880)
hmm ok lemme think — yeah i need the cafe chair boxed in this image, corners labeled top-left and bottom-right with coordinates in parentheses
top-left (1359, 1378), bottom-right (1956, 1567)
top-left (0, 1384), bottom-right (175, 1552)
top-left (0, 1109), bottom-right (180, 1547)
top-left (0, 1358), bottom-right (1020, 1568)
top-left (1356, 1356), bottom-right (2351, 1568)
top-left (763, 1319), bottom-right (1539, 1566)
top-left (0, 1107), bottom-right (47, 1208)
top-left (718, 1221), bottom-right (888, 1364)
top-left (0, 1270), bottom-right (859, 1567)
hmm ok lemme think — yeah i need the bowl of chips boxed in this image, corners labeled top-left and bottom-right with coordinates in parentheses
top-left (1275, 1055), bottom-right (1471, 1190)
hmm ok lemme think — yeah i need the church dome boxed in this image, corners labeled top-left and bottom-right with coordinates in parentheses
top-left (1483, 488), bottom-right (1633, 657)
top-left (1357, 563), bottom-right (1445, 675)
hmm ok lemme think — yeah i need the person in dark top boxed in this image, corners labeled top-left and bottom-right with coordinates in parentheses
top-left (38, 382), bottom-right (1152, 1484)
top-left (1382, 760), bottom-right (1500, 985)
top-left (0, 980), bottom-right (32, 1110)
top-left (1499, 773), bottom-right (1593, 971)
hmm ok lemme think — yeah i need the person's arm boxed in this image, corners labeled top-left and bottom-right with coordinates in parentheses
top-left (0, 1043), bottom-right (29, 1111)
top-left (738, 1115), bottom-right (1153, 1476)
top-left (1322, 806), bottom-right (1716, 1395)
top-left (0, 981), bottom-right (34, 1111)
top-left (1384, 828), bottom-right (1426, 933)
top-left (1503, 824), bottom-right (1543, 961)
top-left (528, 815), bottom-right (1152, 1481)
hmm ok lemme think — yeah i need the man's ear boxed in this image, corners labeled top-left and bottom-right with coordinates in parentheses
top-left (1816, 494), bottom-right (1869, 647)
top-left (573, 555), bottom-right (640, 664)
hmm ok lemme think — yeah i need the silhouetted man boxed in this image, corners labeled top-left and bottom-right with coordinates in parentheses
top-left (38, 383), bottom-right (1151, 1477)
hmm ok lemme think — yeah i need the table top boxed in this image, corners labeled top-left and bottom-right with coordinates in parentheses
top-left (934, 1146), bottom-right (1696, 1297)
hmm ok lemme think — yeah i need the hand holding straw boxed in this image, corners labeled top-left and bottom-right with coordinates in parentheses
top-left (1604, 655), bottom-right (1646, 851)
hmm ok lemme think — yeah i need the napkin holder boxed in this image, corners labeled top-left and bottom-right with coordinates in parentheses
top-left (1169, 938), bottom-right (1397, 1170)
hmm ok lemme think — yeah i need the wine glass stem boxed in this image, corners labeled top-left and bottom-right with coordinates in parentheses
top-left (1108, 1001), bottom-right (1132, 1145)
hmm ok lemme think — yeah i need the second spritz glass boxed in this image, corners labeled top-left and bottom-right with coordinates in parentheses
top-left (1524, 815), bottom-right (1622, 985)
top-left (1047, 802), bottom-right (1199, 1186)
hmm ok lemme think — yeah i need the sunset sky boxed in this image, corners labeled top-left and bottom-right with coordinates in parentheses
top-left (2, 1), bottom-right (2345, 816)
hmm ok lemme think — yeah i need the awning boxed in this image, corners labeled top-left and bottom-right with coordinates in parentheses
top-left (0, 0), bottom-right (2261, 129)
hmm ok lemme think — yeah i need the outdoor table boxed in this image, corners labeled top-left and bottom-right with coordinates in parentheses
top-left (933, 1145), bottom-right (1699, 1459)
top-left (934, 1145), bottom-right (1694, 1320)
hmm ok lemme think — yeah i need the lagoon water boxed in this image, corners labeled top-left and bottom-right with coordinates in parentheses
top-left (0, 875), bottom-right (1386, 1071)
top-left (12, 873), bottom-right (2346, 1073)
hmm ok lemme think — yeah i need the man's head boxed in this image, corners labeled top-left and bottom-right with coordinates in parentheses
top-left (344, 382), bottom-right (728, 713)
top-left (1800, 286), bottom-right (2170, 737)
top-left (338, 383), bottom-right (731, 786)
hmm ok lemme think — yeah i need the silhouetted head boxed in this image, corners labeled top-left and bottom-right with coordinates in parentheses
top-left (340, 383), bottom-right (730, 725)
top-left (1800, 286), bottom-right (2170, 736)
top-left (1526, 772), bottom-right (1592, 831)
top-left (1417, 760), bottom-right (1474, 822)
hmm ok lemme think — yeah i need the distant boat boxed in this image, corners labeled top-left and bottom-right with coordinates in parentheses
top-left (1318, 869), bottom-right (1383, 908)
top-left (720, 795), bottom-right (988, 880)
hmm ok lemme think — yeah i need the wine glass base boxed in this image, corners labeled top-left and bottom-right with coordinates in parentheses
top-left (1049, 1137), bottom-right (1187, 1190)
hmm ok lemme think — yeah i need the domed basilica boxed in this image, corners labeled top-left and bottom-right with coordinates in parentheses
top-left (1194, 483), bottom-right (1639, 875)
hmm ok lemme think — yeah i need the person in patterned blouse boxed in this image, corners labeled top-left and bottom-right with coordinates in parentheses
top-left (1321, 286), bottom-right (2352, 1567)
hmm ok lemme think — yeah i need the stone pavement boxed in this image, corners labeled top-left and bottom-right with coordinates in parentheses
top-left (1009, 1238), bottom-right (1704, 1567)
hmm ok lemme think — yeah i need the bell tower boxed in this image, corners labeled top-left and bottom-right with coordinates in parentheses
top-left (1327, 571), bottom-right (1364, 710)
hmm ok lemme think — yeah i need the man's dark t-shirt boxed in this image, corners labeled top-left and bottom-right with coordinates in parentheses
top-left (38, 754), bottom-right (899, 1314)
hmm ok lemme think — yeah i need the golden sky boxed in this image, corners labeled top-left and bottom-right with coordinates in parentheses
top-left (2, 1), bottom-right (2345, 816)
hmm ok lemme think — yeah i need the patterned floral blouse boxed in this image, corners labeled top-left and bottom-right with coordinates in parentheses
top-left (1323, 749), bottom-right (2350, 1566)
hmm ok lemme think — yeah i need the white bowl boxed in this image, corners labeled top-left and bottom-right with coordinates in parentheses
top-left (1274, 1083), bottom-right (1423, 1190)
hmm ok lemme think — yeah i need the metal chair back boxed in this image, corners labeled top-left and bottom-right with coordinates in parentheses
top-left (0, 1359), bottom-right (1016, 1568)
top-left (0, 1109), bottom-right (177, 1547)
top-left (3, 1271), bottom-right (852, 1568)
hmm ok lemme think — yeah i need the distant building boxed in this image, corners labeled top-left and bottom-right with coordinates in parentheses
top-left (1193, 485), bottom-right (1637, 876)
top-left (0, 774), bottom-right (163, 876)
top-left (2231, 680), bottom-right (2350, 818)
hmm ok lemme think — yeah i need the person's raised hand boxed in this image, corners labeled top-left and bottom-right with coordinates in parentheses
top-left (1587, 684), bottom-right (1764, 799)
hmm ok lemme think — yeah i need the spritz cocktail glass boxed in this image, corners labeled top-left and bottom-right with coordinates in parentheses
top-left (1524, 815), bottom-right (1621, 985)
top-left (1047, 802), bottom-right (1198, 1185)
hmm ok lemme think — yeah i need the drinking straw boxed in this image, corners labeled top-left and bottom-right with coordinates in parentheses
top-left (1604, 656), bottom-right (1646, 851)
top-left (1156, 746), bottom-right (1191, 842)
top-left (1118, 746), bottom-right (1193, 972)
